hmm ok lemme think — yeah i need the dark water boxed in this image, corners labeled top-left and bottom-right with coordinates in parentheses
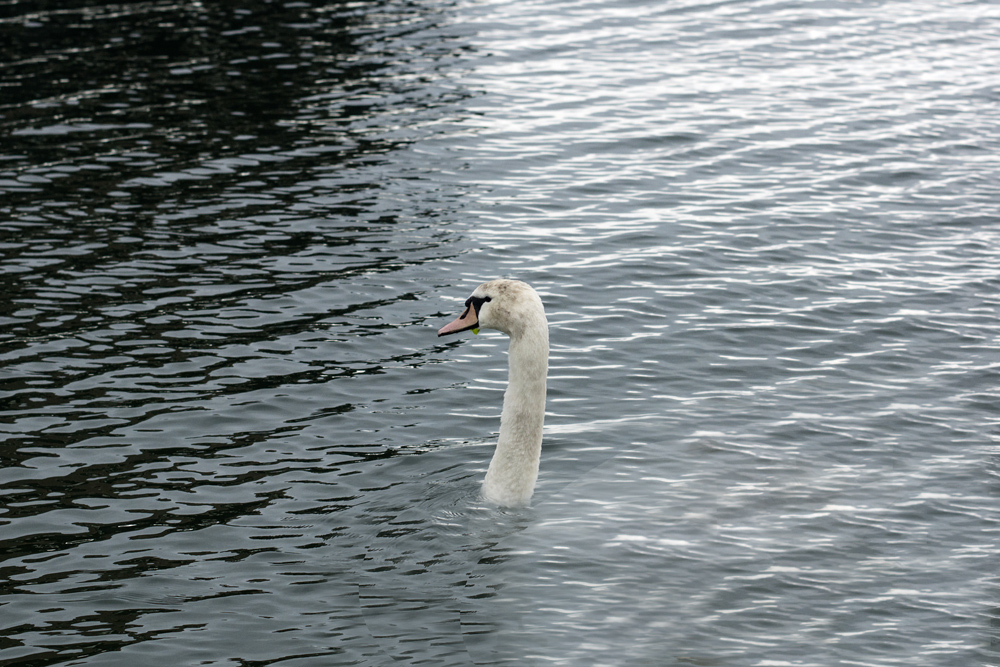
top-left (2, 0), bottom-right (1000, 665)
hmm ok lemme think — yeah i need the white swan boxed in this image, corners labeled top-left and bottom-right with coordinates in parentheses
top-left (438, 279), bottom-right (548, 507)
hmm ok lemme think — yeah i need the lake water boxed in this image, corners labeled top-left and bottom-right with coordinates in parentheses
top-left (2, 0), bottom-right (999, 665)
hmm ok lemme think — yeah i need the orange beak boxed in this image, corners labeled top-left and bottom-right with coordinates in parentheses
top-left (438, 304), bottom-right (479, 337)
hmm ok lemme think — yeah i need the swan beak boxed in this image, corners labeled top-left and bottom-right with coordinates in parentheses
top-left (438, 305), bottom-right (479, 337)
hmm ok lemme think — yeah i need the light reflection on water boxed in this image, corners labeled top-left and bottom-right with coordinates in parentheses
top-left (2, 0), bottom-right (1000, 665)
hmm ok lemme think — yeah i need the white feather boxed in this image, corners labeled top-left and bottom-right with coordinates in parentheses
top-left (443, 279), bottom-right (549, 506)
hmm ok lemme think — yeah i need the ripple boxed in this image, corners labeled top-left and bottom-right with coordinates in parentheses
top-left (3, 0), bottom-right (1000, 665)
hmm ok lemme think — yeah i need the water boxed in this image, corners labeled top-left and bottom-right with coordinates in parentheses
top-left (2, 0), bottom-right (999, 664)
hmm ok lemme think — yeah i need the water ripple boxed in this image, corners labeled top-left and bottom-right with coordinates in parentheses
top-left (3, 0), bottom-right (1000, 665)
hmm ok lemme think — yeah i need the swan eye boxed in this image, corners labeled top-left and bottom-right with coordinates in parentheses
top-left (465, 295), bottom-right (492, 316)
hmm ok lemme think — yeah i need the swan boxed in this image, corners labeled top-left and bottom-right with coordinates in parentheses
top-left (438, 279), bottom-right (548, 506)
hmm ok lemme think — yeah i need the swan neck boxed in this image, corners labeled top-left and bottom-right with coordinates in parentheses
top-left (483, 320), bottom-right (548, 506)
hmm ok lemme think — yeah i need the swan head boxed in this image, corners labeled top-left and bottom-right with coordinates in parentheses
top-left (437, 279), bottom-right (545, 339)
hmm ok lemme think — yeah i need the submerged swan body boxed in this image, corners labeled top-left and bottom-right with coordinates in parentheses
top-left (438, 279), bottom-right (548, 506)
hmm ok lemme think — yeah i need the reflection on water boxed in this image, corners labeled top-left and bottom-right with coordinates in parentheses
top-left (3, 0), bottom-right (1000, 665)
top-left (2, 2), bottom-right (482, 662)
top-left (1, 0), bottom-right (471, 456)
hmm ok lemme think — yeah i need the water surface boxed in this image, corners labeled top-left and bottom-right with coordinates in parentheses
top-left (2, 0), bottom-right (999, 665)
